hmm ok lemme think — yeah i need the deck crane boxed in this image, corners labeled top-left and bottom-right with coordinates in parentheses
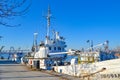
top-left (86, 40), bottom-right (109, 51)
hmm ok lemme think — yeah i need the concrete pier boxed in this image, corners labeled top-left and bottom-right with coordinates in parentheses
top-left (0, 60), bottom-right (60, 80)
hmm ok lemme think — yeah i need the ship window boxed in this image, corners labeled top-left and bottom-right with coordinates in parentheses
top-left (54, 47), bottom-right (56, 50)
top-left (49, 47), bottom-right (51, 50)
top-left (58, 47), bottom-right (61, 50)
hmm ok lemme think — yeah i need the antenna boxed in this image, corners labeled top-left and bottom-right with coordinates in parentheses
top-left (46, 5), bottom-right (51, 38)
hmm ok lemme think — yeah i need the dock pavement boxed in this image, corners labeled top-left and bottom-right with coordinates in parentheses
top-left (0, 60), bottom-right (80, 80)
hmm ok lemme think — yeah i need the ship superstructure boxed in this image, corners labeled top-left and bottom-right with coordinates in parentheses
top-left (34, 6), bottom-right (67, 57)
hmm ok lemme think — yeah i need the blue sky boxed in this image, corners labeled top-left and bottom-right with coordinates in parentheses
top-left (0, 0), bottom-right (120, 50)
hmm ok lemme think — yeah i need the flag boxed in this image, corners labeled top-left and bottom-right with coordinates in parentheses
top-left (87, 40), bottom-right (90, 43)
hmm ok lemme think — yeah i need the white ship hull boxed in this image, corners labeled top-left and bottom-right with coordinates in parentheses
top-left (54, 58), bottom-right (120, 80)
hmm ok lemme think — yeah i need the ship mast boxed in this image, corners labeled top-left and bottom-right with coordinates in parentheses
top-left (46, 6), bottom-right (51, 38)
top-left (45, 5), bottom-right (51, 44)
